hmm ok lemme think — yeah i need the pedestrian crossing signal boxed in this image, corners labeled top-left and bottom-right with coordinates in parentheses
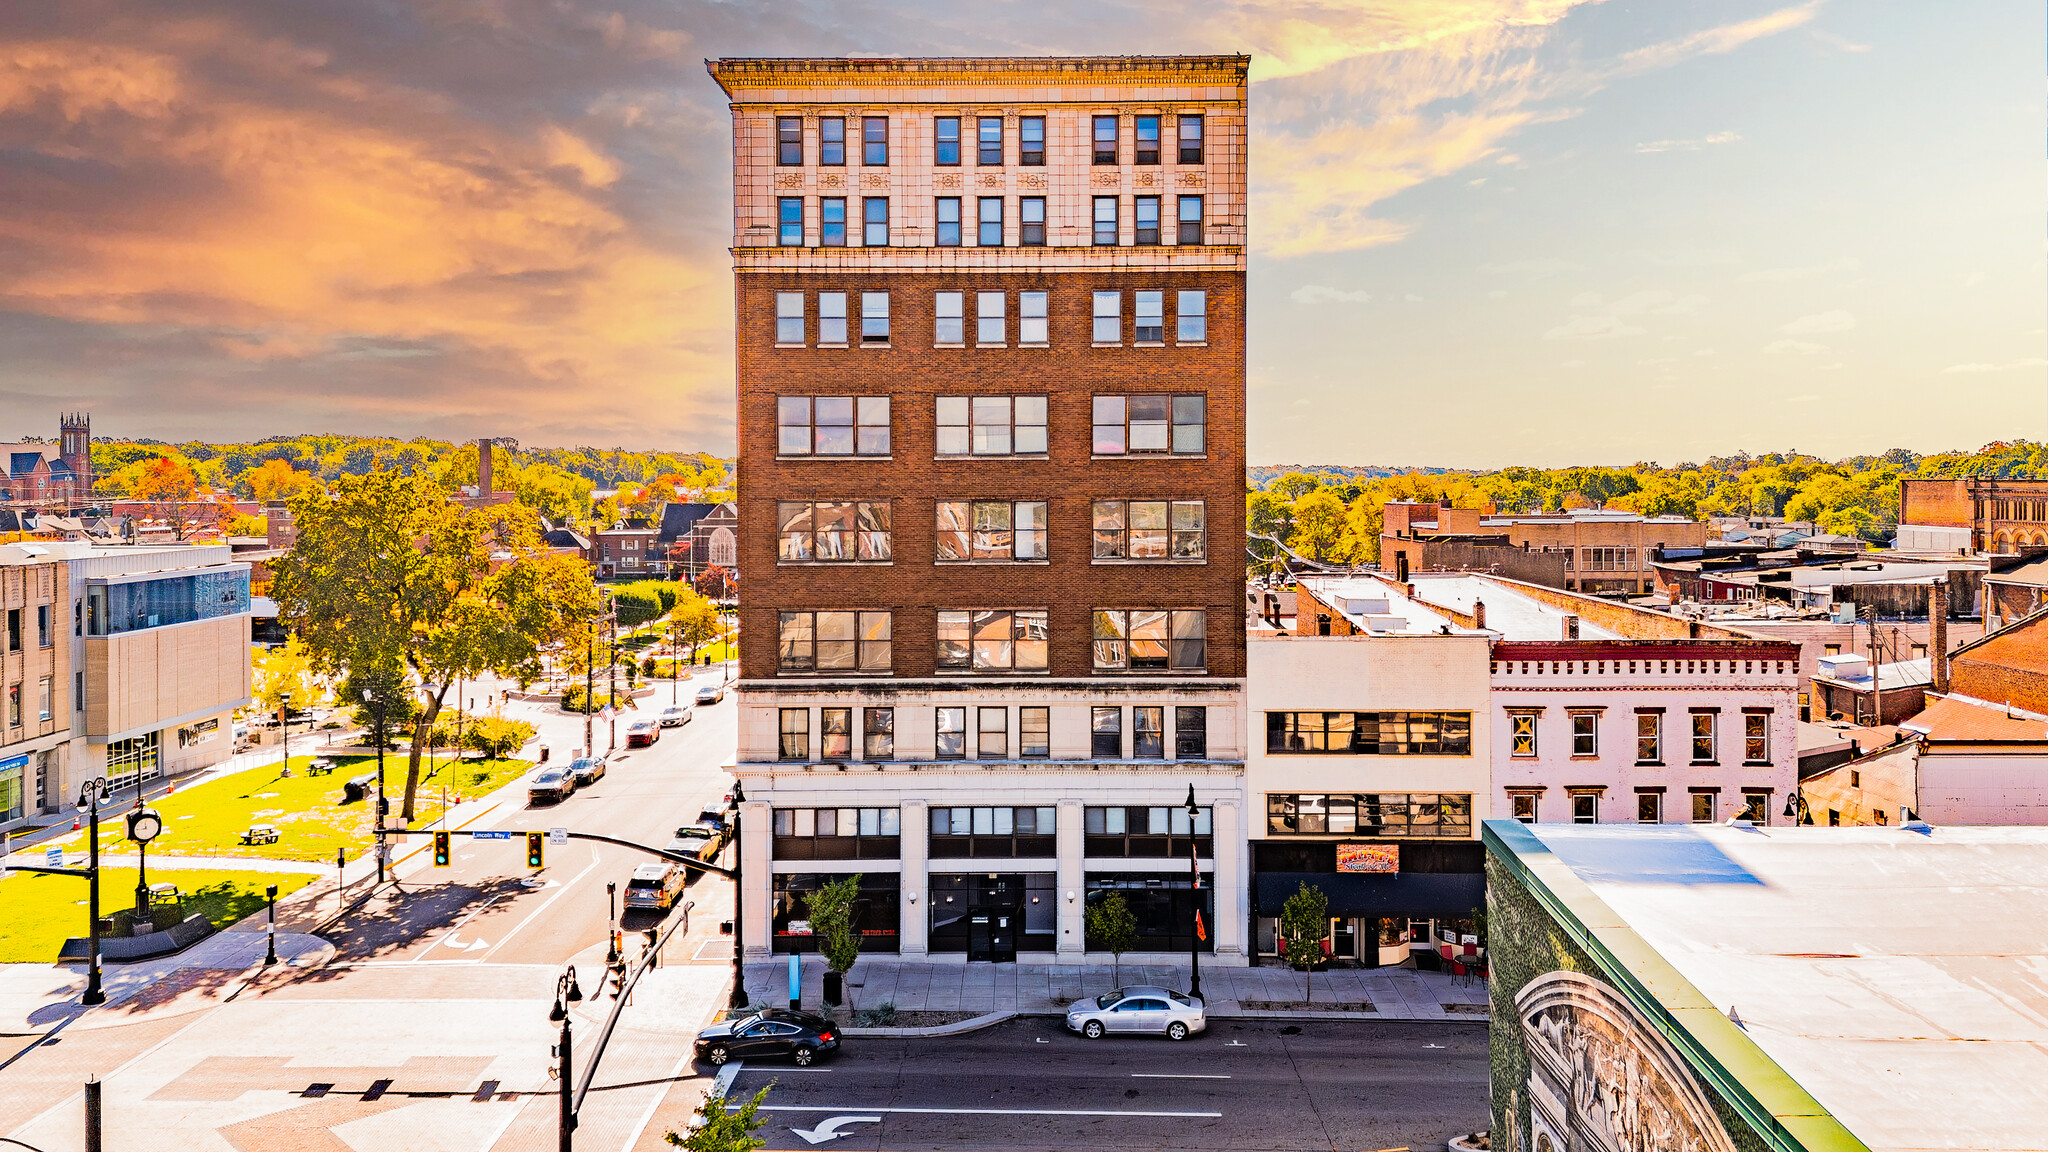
top-left (433, 830), bottom-right (451, 867)
top-left (526, 831), bottom-right (545, 869)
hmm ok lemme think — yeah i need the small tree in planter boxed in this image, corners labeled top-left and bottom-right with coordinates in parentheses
top-left (1279, 882), bottom-right (1330, 1004)
top-left (1085, 892), bottom-right (1139, 987)
top-left (809, 873), bottom-right (863, 1010)
top-left (667, 1083), bottom-right (771, 1151)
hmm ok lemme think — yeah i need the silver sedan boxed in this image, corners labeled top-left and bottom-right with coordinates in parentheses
top-left (1064, 986), bottom-right (1206, 1041)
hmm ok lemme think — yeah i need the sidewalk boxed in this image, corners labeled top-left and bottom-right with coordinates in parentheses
top-left (744, 956), bottom-right (1490, 1022)
top-left (0, 929), bottom-right (332, 1036)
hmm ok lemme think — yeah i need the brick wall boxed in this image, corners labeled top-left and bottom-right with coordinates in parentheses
top-left (1381, 536), bottom-right (1568, 589)
top-left (1899, 479), bottom-right (1972, 528)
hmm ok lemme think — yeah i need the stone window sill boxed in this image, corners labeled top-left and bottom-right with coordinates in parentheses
top-left (1091, 558), bottom-right (1208, 565)
top-left (775, 455), bottom-right (893, 463)
top-left (1090, 454), bottom-right (1208, 462)
top-left (933, 454), bottom-right (1050, 462)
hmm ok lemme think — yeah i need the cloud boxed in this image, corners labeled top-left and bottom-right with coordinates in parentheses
top-left (1291, 285), bottom-right (1373, 305)
top-left (1543, 289), bottom-right (1706, 340)
top-left (1764, 339), bottom-right (1829, 355)
top-left (1478, 257), bottom-right (1582, 278)
top-left (1737, 258), bottom-right (1863, 282)
top-left (1634, 131), bottom-right (1742, 154)
top-left (1607, 2), bottom-right (1822, 77)
top-left (1780, 309), bottom-right (1858, 334)
top-left (1942, 358), bottom-right (2048, 374)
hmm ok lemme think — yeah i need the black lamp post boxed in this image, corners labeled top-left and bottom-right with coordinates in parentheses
top-left (728, 779), bottom-right (748, 1010)
top-left (1184, 783), bottom-right (1203, 1000)
top-left (279, 691), bottom-right (292, 776)
top-left (606, 881), bottom-right (619, 964)
top-left (549, 965), bottom-right (584, 1152)
top-left (263, 882), bottom-right (279, 966)
top-left (1783, 789), bottom-right (1814, 826)
top-left (127, 801), bottom-right (163, 921)
top-left (79, 779), bottom-right (110, 1005)
top-left (362, 687), bottom-right (390, 883)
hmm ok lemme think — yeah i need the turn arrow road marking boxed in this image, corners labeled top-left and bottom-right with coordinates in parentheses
top-left (788, 1116), bottom-right (881, 1144)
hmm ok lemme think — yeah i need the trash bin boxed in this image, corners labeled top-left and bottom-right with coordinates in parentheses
top-left (539, 746), bottom-right (550, 763)
top-left (343, 773), bottom-right (378, 802)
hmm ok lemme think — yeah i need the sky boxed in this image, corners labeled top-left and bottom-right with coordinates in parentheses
top-left (0, 1), bottom-right (2039, 467)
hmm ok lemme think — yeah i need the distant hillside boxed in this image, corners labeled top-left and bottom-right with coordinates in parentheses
top-left (1247, 465), bottom-right (1451, 487)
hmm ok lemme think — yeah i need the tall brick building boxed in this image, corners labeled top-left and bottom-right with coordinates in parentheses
top-left (709, 56), bottom-right (1251, 965)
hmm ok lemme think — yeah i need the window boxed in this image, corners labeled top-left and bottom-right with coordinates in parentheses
top-left (1177, 290), bottom-right (1206, 341)
top-left (1635, 713), bottom-right (1661, 764)
top-left (821, 198), bottom-right (847, 246)
top-left (1092, 197), bottom-right (1119, 245)
top-left (777, 116), bottom-right (803, 165)
top-left (1637, 792), bottom-right (1661, 824)
top-left (862, 116), bottom-right (888, 165)
top-left (862, 198), bottom-right (889, 246)
top-left (5, 610), bottom-right (16, 652)
top-left (1572, 794), bottom-right (1598, 824)
top-left (934, 116), bottom-right (960, 165)
top-left (1510, 713), bottom-right (1538, 757)
top-left (1176, 707), bottom-right (1207, 759)
top-left (1691, 793), bottom-right (1715, 823)
top-left (1265, 712), bottom-right (1475, 755)
top-left (935, 292), bottom-right (964, 343)
top-left (1744, 714), bottom-right (1770, 763)
top-left (1091, 706), bottom-right (1122, 757)
top-left (773, 807), bottom-right (900, 860)
top-left (1691, 713), bottom-right (1716, 762)
top-left (1092, 394), bottom-right (1204, 454)
top-left (936, 501), bottom-right (1048, 562)
top-left (1135, 115), bottom-right (1160, 164)
top-left (977, 116), bottom-right (1002, 165)
top-left (1178, 114), bottom-right (1204, 163)
top-left (1133, 290), bottom-right (1164, 341)
top-left (778, 198), bottom-right (803, 246)
top-left (1019, 291), bottom-right (1048, 342)
top-left (1019, 116), bottom-right (1045, 165)
top-left (777, 501), bottom-right (891, 562)
top-left (1511, 794), bottom-right (1539, 823)
top-left (977, 291), bottom-right (1005, 342)
top-left (819, 117), bottom-right (845, 165)
top-left (864, 708), bottom-right (894, 760)
top-left (977, 707), bottom-right (1007, 758)
top-left (5, 683), bottom-right (17, 728)
top-left (1021, 708), bottom-right (1050, 757)
top-left (37, 605), bottom-right (50, 648)
top-left (1266, 793), bottom-right (1472, 837)
top-left (1134, 197), bottom-right (1160, 246)
top-left (777, 395), bottom-right (888, 455)
top-left (861, 292), bottom-right (889, 342)
top-left (1177, 196), bottom-right (1204, 244)
top-left (935, 198), bottom-right (961, 246)
top-left (816, 292), bottom-right (849, 343)
top-left (1091, 609), bottom-right (1205, 671)
top-left (779, 708), bottom-right (809, 760)
top-left (1092, 500), bottom-right (1204, 560)
top-left (1020, 197), bottom-right (1046, 246)
top-left (1133, 706), bottom-right (1165, 759)
top-left (1092, 291), bottom-right (1121, 342)
top-left (978, 198), bottom-right (1003, 247)
top-left (1086, 806), bottom-right (1213, 857)
top-left (935, 395), bottom-right (1047, 456)
top-left (1742, 794), bottom-right (1769, 824)
top-left (1093, 115), bottom-right (1118, 163)
top-left (821, 708), bottom-right (852, 760)
top-left (1571, 713), bottom-right (1598, 757)
top-left (931, 806), bottom-right (1057, 858)
top-left (777, 610), bottom-right (891, 673)
top-left (1824, 643), bottom-right (1841, 657)
top-left (936, 707), bottom-right (966, 759)
top-left (775, 293), bottom-right (804, 344)
top-left (936, 609), bottom-right (1048, 671)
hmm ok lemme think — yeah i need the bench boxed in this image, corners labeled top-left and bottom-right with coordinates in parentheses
top-left (148, 882), bottom-right (182, 906)
top-left (306, 759), bottom-right (335, 776)
top-left (242, 824), bottom-right (280, 846)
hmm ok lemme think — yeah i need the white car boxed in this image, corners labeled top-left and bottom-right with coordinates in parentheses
top-left (1064, 986), bottom-right (1205, 1041)
top-left (694, 684), bottom-right (726, 705)
top-left (659, 704), bottom-right (694, 728)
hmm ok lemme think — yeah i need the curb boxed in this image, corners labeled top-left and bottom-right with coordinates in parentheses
top-left (1209, 1008), bottom-right (1490, 1024)
top-left (840, 1009), bottom-right (1017, 1038)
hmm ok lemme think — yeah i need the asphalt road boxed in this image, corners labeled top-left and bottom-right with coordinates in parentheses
top-left (725, 1017), bottom-right (1490, 1152)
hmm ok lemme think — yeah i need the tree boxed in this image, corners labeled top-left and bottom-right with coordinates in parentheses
top-left (667, 1083), bottom-right (772, 1151)
top-left (253, 635), bottom-right (322, 711)
top-left (696, 565), bottom-right (734, 599)
top-left (1086, 892), bottom-right (1139, 986)
top-left (1279, 882), bottom-right (1330, 1004)
top-left (464, 714), bottom-right (537, 759)
top-left (272, 471), bottom-right (601, 821)
top-left (245, 458), bottom-right (318, 502)
top-left (133, 456), bottom-right (200, 539)
top-left (1289, 490), bottom-right (1350, 563)
top-left (670, 590), bottom-right (725, 662)
top-left (809, 873), bottom-right (864, 1008)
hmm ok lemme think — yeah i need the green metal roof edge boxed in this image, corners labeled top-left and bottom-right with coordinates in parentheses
top-left (1482, 820), bottom-right (1869, 1152)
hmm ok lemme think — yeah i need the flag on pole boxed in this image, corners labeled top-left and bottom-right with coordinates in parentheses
top-left (1195, 911), bottom-right (1206, 942)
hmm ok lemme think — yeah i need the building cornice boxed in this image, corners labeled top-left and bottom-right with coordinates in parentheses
top-left (708, 56), bottom-right (1250, 98)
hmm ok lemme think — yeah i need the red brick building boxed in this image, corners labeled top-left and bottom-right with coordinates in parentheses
top-left (1899, 477), bottom-right (2048, 553)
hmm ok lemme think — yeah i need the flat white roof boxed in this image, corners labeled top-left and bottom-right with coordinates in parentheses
top-left (1515, 823), bottom-right (2048, 1152)
top-left (1295, 575), bottom-right (1484, 636)
top-left (1410, 574), bottom-right (1625, 641)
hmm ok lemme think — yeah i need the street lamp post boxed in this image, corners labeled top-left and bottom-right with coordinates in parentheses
top-left (363, 688), bottom-right (389, 884)
top-left (279, 691), bottom-right (292, 777)
top-left (127, 801), bottom-right (163, 921)
top-left (263, 883), bottom-right (279, 965)
top-left (606, 881), bottom-right (619, 964)
top-left (79, 779), bottom-right (110, 1005)
top-left (1184, 784), bottom-right (1203, 1000)
top-left (728, 779), bottom-right (748, 1010)
top-left (607, 607), bottom-right (619, 756)
top-left (583, 610), bottom-right (595, 757)
top-left (549, 965), bottom-right (584, 1152)
top-left (671, 620), bottom-right (680, 706)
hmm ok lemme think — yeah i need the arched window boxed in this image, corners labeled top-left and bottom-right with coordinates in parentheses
top-left (709, 526), bottom-right (737, 567)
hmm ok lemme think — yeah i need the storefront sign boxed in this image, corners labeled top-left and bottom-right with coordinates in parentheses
top-left (1336, 843), bottom-right (1400, 873)
top-left (177, 718), bottom-right (220, 748)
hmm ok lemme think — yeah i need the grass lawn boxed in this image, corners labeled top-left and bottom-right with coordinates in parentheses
top-left (42, 755), bottom-right (533, 864)
top-left (0, 867), bottom-right (316, 963)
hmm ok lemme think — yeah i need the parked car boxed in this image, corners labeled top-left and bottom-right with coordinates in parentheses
top-left (658, 704), bottom-right (694, 728)
top-left (625, 718), bottom-right (661, 747)
top-left (695, 804), bottom-right (729, 831)
top-left (665, 825), bottom-right (722, 864)
top-left (623, 861), bottom-right (687, 911)
top-left (527, 768), bottom-right (574, 804)
top-left (694, 1009), bottom-right (840, 1066)
top-left (1064, 986), bottom-right (1205, 1041)
top-left (566, 756), bottom-right (606, 786)
top-left (694, 684), bottom-right (726, 705)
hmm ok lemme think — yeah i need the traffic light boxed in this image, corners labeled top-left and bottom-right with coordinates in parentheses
top-left (433, 830), bottom-right (451, 867)
top-left (526, 831), bottom-right (545, 869)
top-left (608, 958), bottom-right (627, 998)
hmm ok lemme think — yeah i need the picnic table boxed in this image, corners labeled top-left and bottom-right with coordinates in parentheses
top-left (148, 882), bottom-right (182, 906)
top-left (242, 824), bottom-right (280, 846)
top-left (306, 758), bottom-right (335, 776)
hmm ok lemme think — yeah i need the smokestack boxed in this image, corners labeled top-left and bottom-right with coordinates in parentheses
top-left (1930, 581), bottom-right (1950, 694)
top-left (1473, 599), bottom-right (1487, 631)
top-left (1395, 550), bottom-right (1410, 583)
top-left (1563, 614), bottom-right (1580, 640)
top-left (477, 438), bottom-right (494, 496)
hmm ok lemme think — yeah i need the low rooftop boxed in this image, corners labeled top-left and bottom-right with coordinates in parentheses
top-left (1900, 693), bottom-right (2048, 743)
top-left (1293, 575), bottom-right (1485, 636)
top-left (1411, 574), bottom-right (1626, 641)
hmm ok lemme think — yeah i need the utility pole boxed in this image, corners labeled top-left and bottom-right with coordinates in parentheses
top-left (607, 603), bottom-right (619, 756)
top-left (583, 612), bottom-right (595, 757)
top-left (1864, 604), bottom-right (1883, 725)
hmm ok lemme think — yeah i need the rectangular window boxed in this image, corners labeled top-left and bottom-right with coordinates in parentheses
top-left (1020, 197), bottom-right (1046, 246)
top-left (1177, 290), bottom-right (1207, 342)
top-left (1092, 394), bottom-right (1204, 454)
top-left (818, 291), bottom-right (848, 343)
top-left (821, 198), bottom-right (847, 247)
top-left (1177, 196), bottom-right (1204, 245)
top-left (1691, 793), bottom-right (1716, 823)
top-left (935, 609), bottom-right (1048, 671)
top-left (36, 676), bottom-right (51, 723)
top-left (1637, 792), bottom-right (1661, 824)
top-left (1265, 712), bottom-right (1475, 755)
top-left (1134, 290), bottom-right (1163, 340)
top-left (775, 293), bottom-right (804, 344)
top-left (978, 197), bottom-right (1003, 246)
top-left (821, 707), bottom-right (852, 760)
top-left (1571, 713), bottom-right (1598, 757)
top-left (776, 395), bottom-right (888, 455)
top-left (1134, 197), bottom-right (1160, 245)
top-left (1093, 115), bottom-right (1118, 163)
top-left (1178, 115), bottom-right (1204, 164)
top-left (1133, 706), bottom-right (1165, 759)
top-left (1092, 291), bottom-right (1121, 342)
top-left (1092, 197), bottom-right (1118, 245)
top-left (935, 197), bottom-right (961, 246)
top-left (1572, 794), bottom-right (1598, 824)
top-left (935, 707), bottom-right (966, 759)
top-left (1019, 290), bottom-right (1048, 342)
top-left (777, 610), bottom-right (891, 673)
top-left (777, 116), bottom-right (803, 165)
top-left (819, 117), bottom-right (845, 165)
top-left (935, 291), bottom-right (964, 344)
top-left (1176, 707), bottom-right (1207, 759)
top-left (935, 395), bottom-right (1046, 456)
top-left (864, 708), bottom-right (894, 760)
top-left (779, 708), bottom-right (809, 760)
top-left (1019, 116), bottom-right (1045, 165)
top-left (1510, 713), bottom-right (1538, 757)
top-left (1512, 794), bottom-right (1538, 823)
top-left (1091, 609), bottom-right (1205, 672)
top-left (1635, 713), bottom-right (1661, 764)
top-left (1742, 794), bottom-right (1769, 824)
top-left (978, 707), bottom-right (1007, 758)
top-left (1745, 714), bottom-right (1770, 763)
top-left (777, 500), bottom-right (891, 562)
top-left (1091, 706), bottom-right (1122, 758)
top-left (862, 116), bottom-right (888, 165)
top-left (37, 605), bottom-right (50, 648)
top-left (1092, 499), bottom-right (1204, 560)
top-left (1021, 707), bottom-right (1050, 758)
top-left (936, 500), bottom-right (1048, 562)
top-left (777, 198), bottom-right (803, 246)
top-left (930, 806), bottom-right (1056, 857)
top-left (1267, 793), bottom-right (1472, 838)
top-left (861, 291), bottom-right (889, 342)
top-left (862, 198), bottom-right (889, 246)
top-left (977, 116), bottom-right (1003, 165)
top-left (1135, 115), bottom-right (1160, 164)
top-left (934, 116), bottom-right (960, 165)
top-left (5, 610), bottom-right (15, 652)
top-left (976, 291), bottom-right (1005, 343)
top-left (1691, 713), bottom-right (1716, 762)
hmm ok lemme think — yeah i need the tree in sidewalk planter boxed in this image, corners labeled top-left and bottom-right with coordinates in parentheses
top-left (1279, 882), bottom-right (1330, 1004)
top-left (273, 471), bottom-right (601, 822)
top-left (1085, 892), bottom-right (1139, 987)
top-left (809, 873), bottom-right (864, 1010)
top-left (667, 1083), bottom-right (771, 1152)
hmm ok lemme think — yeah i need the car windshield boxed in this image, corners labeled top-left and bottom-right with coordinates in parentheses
top-left (568, 759), bottom-right (595, 772)
top-left (534, 772), bottom-right (561, 783)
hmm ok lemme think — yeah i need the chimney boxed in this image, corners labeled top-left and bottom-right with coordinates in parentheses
top-left (1930, 580), bottom-right (1950, 694)
top-left (1563, 614), bottom-right (1580, 640)
top-left (477, 438), bottom-right (495, 496)
top-left (1473, 599), bottom-right (1487, 631)
top-left (1395, 550), bottom-right (1410, 583)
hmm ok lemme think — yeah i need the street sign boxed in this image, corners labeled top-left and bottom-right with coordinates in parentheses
top-left (548, 827), bottom-right (568, 846)
top-left (46, 845), bottom-right (62, 867)
top-left (473, 830), bottom-right (511, 840)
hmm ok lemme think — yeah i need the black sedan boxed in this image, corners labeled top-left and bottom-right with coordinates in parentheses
top-left (694, 1009), bottom-right (840, 1067)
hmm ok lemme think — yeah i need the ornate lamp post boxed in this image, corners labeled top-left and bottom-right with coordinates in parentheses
top-left (362, 687), bottom-right (389, 883)
top-left (79, 779), bottom-right (111, 1005)
top-left (127, 801), bottom-right (163, 921)
top-left (278, 691), bottom-right (292, 776)
top-left (1184, 783), bottom-right (1203, 1000)
top-left (549, 965), bottom-right (585, 1151)
top-left (728, 779), bottom-right (748, 1010)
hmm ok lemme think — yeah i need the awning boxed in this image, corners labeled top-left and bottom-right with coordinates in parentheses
top-left (1254, 871), bottom-right (1485, 918)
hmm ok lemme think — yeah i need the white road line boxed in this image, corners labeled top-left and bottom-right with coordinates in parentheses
top-left (1130, 1073), bottom-right (1230, 1079)
top-left (743, 1105), bottom-right (1222, 1118)
top-left (481, 847), bottom-right (602, 961)
top-left (732, 1067), bottom-right (833, 1073)
top-left (413, 893), bottom-right (503, 961)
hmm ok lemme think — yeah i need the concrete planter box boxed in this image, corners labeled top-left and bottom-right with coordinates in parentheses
top-left (59, 913), bottom-right (217, 963)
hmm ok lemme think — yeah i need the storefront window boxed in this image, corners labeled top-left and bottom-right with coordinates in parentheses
top-left (105, 732), bottom-right (161, 791)
top-left (0, 754), bottom-right (24, 823)
top-left (772, 872), bottom-right (899, 954)
top-left (1265, 792), bottom-right (1472, 837)
top-left (1084, 873), bottom-right (1213, 953)
top-left (771, 807), bottom-right (900, 860)
top-left (928, 873), bottom-right (1056, 954)
top-left (929, 806), bottom-right (1055, 858)
top-left (1082, 805), bottom-right (1210, 857)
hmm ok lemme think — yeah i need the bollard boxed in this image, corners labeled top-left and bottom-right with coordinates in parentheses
top-left (85, 1077), bottom-right (102, 1152)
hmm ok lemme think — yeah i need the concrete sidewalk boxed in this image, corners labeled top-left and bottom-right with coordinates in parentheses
top-left (745, 956), bottom-right (1490, 1022)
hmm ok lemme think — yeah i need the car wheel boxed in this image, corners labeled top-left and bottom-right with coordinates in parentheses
top-left (706, 1044), bottom-right (730, 1066)
top-left (793, 1045), bottom-right (816, 1066)
top-left (1083, 1020), bottom-right (1105, 1040)
top-left (1167, 1021), bottom-right (1189, 1041)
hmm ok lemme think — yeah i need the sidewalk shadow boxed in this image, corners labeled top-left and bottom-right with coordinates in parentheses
top-left (297, 876), bottom-right (537, 974)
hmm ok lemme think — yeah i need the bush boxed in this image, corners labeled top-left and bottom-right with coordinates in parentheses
top-left (465, 715), bottom-right (537, 759)
top-left (853, 1002), bottom-right (898, 1027)
top-left (560, 685), bottom-right (632, 714)
top-left (610, 580), bottom-right (680, 627)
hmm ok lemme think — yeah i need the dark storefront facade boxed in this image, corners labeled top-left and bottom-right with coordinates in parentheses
top-left (1250, 838), bottom-right (1485, 967)
top-left (772, 872), bottom-right (901, 954)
